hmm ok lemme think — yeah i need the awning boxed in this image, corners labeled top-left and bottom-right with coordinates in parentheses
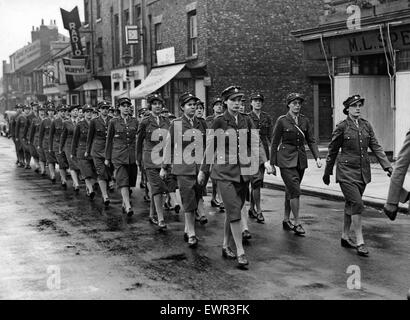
top-left (129, 63), bottom-right (185, 99)
top-left (75, 79), bottom-right (103, 91)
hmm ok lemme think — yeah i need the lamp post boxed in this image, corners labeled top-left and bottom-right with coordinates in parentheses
top-left (122, 51), bottom-right (134, 113)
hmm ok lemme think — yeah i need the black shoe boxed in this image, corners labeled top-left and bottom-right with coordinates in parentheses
top-left (25, 165), bottom-right (31, 170)
top-left (383, 205), bottom-right (398, 221)
top-left (188, 236), bottom-right (198, 248)
top-left (242, 230), bottom-right (252, 240)
top-left (256, 212), bottom-right (265, 224)
top-left (184, 233), bottom-right (189, 242)
top-left (140, 182), bottom-right (145, 189)
top-left (248, 208), bottom-right (258, 219)
top-left (294, 224), bottom-right (306, 236)
top-left (51, 178), bottom-right (56, 184)
top-left (341, 238), bottom-right (357, 249)
top-left (237, 254), bottom-right (249, 268)
top-left (34, 168), bottom-right (40, 174)
top-left (173, 204), bottom-right (181, 214)
top-left (282, 221), bottom-right (295, 231)
top-left (199, 216), bottom-right (208, 225)
top-left (149, 216), bottom-right (158, 225)
top-left (61, 182), bottom-right (67, 190)
top-left (89, 191), bottom-right (96, 201)
top-left (222, 247), bottom-right (236, 259)
top-left (74, 187), bottom-right (80, 194)
top-left (126, 208), bottom-right (134, 217)
top-left (41, 172), bottom-right (47, 177)
top-left (103, 198), bottom-right (110, 207)
top-left (219, 204), bottom-right (225, 213)
top-left (211, 199), bottom-right (220, 208)
top-left (357, 244), bottom-right (369, 257)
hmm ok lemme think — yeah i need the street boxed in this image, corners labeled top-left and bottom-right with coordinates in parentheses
top-left (0, 136), bottom-right (409, 300)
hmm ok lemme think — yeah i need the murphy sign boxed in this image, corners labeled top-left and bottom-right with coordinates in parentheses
top-left (61, 6), bottom-right (83, 57)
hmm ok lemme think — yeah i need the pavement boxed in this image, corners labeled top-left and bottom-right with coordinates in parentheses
top-left (1, 137), bottom-right (410, 300)
top-left (264, 151), bottom-right (410, 214)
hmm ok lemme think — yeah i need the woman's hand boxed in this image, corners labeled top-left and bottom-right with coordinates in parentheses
top-left (316, 158), bottom-right (323, 168)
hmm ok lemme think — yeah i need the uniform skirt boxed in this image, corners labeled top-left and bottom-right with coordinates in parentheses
top-left (177, 175), bottom-right (202, 212)
top-left (78, 158), bottom-right (97, 180)
top-left (45, 150), bottom-right (57, 164)
top-left (280, 167), bottom-right (305, 200)
top-left (217, 178), bottom-right (249, 223)
top-left (339, 181), bottom-right (366, 216)
top-left (146, 168), bottom-right (168, 196)
top-left (114, 163), bottom-right (138, 188)
top-left (93, 157), bottom-right (111, 181)
top-left (251, 164), bottom-right (265, 189)
top-left (56, 151), bottom-right (69, 170)
top-left (166, 174), bottom-right (178, 193)
top-left (37, 147), bottom-right (47, 163)
top-left (29, 145), bottom-right (39, 160)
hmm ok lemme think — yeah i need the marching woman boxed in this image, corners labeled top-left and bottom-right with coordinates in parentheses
top-left (86, 101), bottom-right (112, 207)
top-left (72, 105), bottom-right (97, 200)
top-left (270, 93), bottom-right (322, 236)
top-left (60, 105), bottom-right (81, 192)
top-left (39, 103), bottom-right (57, 183)
top-left (323, 95), bottom-right (392, 256)
top-left (198, 86), bottom-right (273, 268)
top-left (29, 105), bottom-right (46, 174)
top-left (49, 106), bottom-right (69, 189)
top-left (137, 93), bottom-right (170, 229)
top-left (105, 97), bottom-right (139, 217)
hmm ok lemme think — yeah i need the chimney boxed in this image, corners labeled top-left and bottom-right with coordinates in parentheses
top-left (41, 19), bottom-right (44, 25)
top-left (54, 20), bottom-right (56, 25)
top-left (32, 26), bottom-right (34, 31)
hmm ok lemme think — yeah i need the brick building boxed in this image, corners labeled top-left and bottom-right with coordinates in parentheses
top-left (83, 0), bottom-right (329, 141)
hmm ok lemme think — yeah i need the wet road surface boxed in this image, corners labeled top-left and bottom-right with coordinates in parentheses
top-left (0, 137), bottom-right (409, 300)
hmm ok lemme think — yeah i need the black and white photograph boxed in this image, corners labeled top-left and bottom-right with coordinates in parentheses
top-left (0, 0), bottom-right (409, 307)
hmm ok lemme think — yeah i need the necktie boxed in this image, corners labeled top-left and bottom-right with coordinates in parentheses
top-left (355, 120), bottom-right (359, 127)
top-left (294, 116), bottom-right (299, 125)
top-left (156, 117), bottom-right (160, 126)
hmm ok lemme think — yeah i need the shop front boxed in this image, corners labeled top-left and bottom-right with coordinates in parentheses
top-left (294, 15), bottom-right (410, 156)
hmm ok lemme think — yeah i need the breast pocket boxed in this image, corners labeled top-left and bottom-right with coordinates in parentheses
top-left (114, 129), bottom-right (124, 139)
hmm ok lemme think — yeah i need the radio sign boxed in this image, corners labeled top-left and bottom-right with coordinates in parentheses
top-left (61, 6), bottom-right (83, 57)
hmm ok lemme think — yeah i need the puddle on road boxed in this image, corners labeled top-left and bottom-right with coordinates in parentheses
top-left (33, 219), bottom-right (70, 237)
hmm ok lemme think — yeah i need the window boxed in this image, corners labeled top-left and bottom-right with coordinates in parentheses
top-left (96, 0), bottom-right (102, 20)
top-left (398, 50), bottom-right (410, 71)
top-left (134, 4), bottom-right (141, 24)
top-left (188, 10), bottom-right (198, 57)
top-left (71, 94), bottom-right (79, 105)
top-left (335, 57), bottom-right (351, 75)
top-left (114, 14), bottom-right (120, 67)
top-left (134, 80), bottom-right (141, 89)
top-left (124, 9), bottom-right (129, 25)
top-left (123, 81), bottom-right (129, 90)
top-left (97, 37), bottom-right (103, 69)
top-left (114, 82), bottom-right (120, 91)
top-left (86, 41), bottom-right (91, 69)
top-left (335, 55), bottom-right (391, 76)
top-left (84, 0), bottom-right (90, 25)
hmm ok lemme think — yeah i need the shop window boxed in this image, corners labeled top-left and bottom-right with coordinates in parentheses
top-left (358, 54), bottom-right (390, 75)
top-left (335, 57), bottom-right (351, 75)
top-left (123, 81), bottom-right (129, 90)
top-left (114, 82), bottom-right (120, 91)
top-left (188, 10), bottom-right (198, 57)
top-left (96, 0), bottom-right (101, 20)
top-left (397, 50), bottom-right (410, 71)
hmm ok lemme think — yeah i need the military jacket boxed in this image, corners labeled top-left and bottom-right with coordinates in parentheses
top-left (86, 116), bottom-right (111, 158)
top-left (15, 113), bottom-right (28, 140)
top-left (163, 115), bottom-right (207, 176)
top-left (248, 110), bottom-right (273, 160)
top-left (324, 117), bottom-right (391, 184)
top-left (49, 117), bottom-right (65, 153)
top-left (72, 119), bottom-right (91, 160)
top-left (28, 116), bottom-right (41, 146)
top-left (205, 114), bottom-right (223, 129)
top-left (105, 116), bottom-right (139, 165)
top-left (270, 112), bottom-right (319, 170)
top-left (39, 118), bottom-right (53, 150)
top-left (60, 119), bottom-right (77, 154)
top-left (200, 111), bottom-right (267, 183)
top-left (137, 113), bottom-right (170, 169)
top-left (9, 111), bottom-right (21, 139)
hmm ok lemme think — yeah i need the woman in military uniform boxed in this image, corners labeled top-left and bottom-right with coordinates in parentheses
top-left (199, 86), bottom-right (273, 268)
top-left (39, 103), bottom-right (57, 182)
top-left (161, 92), bottom-right (208, 247)
top-left (248, 92), bottom-right (273, 224)
top-left (270, 93), bottom-right (322, 236)
top-left (72, 105), bottom-right (97, 200)
top-left (50, 106), bottom-right (69, 188)
top-left (60, 105), bottom-right (81, 192)
top-left (323, 95), bottom-right (392, 256)
top-left (15, 104), bottom-right (32, 169)
top-left (28, 105), bottom-right (46, 174)
top-left (105, 97), bottom-right (139, 217)
top-left (137, 93), bottom-right (171, 229)
top-left (86, 101), bottom-right (112, 207)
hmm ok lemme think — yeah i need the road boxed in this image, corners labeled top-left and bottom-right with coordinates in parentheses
top-left (0, 137), bottom-right (409, 300)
